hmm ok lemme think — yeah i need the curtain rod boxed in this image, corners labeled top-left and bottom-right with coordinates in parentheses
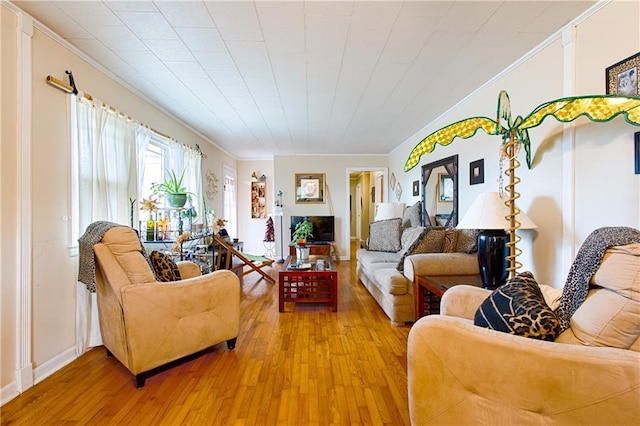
top-left (45, 74), bottom-right (207, 158)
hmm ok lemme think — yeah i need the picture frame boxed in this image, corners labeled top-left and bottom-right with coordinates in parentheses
top-left (438, 173), bottom-right (453, 202)
top-left (412, 180), bottom-right (419, 196)
top-left (469, 159), bottom-right (484, 185)
top-left (295, 173), bottom-right (326, 204)
top-left (605, 52), bottom-right (639, 96)
top-left (389, 172), bottom-right (396, 190)
top-left (395, 182), bottom-right (402, 201)
top-left (635, 132), bottom-right (640, 175)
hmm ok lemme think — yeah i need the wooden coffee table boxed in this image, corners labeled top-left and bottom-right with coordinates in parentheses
top-left (279, 255), bottom-right (338, 312)
top-left (415, 274), bottom-right (482, 320)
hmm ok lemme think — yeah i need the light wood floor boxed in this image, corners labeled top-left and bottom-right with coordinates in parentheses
top-left (1, 242), bottom-right (412, 425)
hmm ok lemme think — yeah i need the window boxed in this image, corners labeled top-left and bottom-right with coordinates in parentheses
top-left (70, 95), bottom-right (202, 254)
top-left (140, 140), bottom-right (166, 200)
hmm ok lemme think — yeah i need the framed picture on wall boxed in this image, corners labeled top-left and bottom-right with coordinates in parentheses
top-left (469, 159), bottom-right (484, 185)
top-left (606, 52), bottom-right (639, 96)
top-left (395, 182), bottom-right (402, 201)
top-left (295, 173), bottom-right (326, 204)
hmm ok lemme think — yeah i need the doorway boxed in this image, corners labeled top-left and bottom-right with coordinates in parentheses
top-left (345, 167), bottom-right (387, 260)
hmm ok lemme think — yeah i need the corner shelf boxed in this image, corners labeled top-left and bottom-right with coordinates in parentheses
top-left (251, 180), bottom-right (267, 219)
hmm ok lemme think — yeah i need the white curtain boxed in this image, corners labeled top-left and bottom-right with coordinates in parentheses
top-left (135, 125), bottom-right (152, 226)
top-left (183, 147), bottom-right (202, 222)
top-left (74, 94), bottom-right (137, 355)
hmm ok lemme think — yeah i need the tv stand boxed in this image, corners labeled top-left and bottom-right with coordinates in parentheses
top-left (289, 243), bottom-right (332, 257)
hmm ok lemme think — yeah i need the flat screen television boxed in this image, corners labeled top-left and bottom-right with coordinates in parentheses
top-left (290, 215), bottom-right (335, 244)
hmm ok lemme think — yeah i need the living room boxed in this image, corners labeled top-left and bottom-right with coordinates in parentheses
top-left (2, 0), bottom-right (639, 422)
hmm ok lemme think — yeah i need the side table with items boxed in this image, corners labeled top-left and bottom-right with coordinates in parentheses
top-left (414, 274), bottom-right (483, 320)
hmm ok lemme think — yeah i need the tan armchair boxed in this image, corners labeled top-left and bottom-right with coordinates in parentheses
top-left (93, 226), bottom-right (240, 387)
top-left (408, 243), bottom-right (640, 425)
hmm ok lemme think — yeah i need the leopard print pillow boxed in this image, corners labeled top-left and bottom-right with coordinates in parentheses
top-left (150, 251), bottom-right (182, 282)
top-left (474, 271), bottom-right (560, 341)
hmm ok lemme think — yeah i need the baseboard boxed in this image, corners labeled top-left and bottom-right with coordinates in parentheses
top-left (1, 346), bottom-right (77, 406)
top-left (1, 382), bottom-right (19, 406)
top-left (34, 346), bottom-right (78, 385)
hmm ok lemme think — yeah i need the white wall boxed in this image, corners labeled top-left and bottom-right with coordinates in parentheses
top-left (273, 155), bottom-right (387, 260)
top-left (2, 6), bottom-right (236, 402)
top-left (389, 0), bottom-right (640, 286)
top-left (237, 160), bottom-right (275, 255)
top-left (1, 3), bottom-right (19, 398)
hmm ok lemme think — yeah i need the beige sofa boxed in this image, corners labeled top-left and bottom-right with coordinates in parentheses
top-left (94, 227), bottom-right (241, 387)
top-left (356, 219), bottom-right (479, 326)
top-left (408, 243), bottom-right (640, 424)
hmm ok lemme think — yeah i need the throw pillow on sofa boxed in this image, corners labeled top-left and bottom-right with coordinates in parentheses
top-left (474, 271), bottom-right (560, 341)
top-left (401, 226), bottom-right (426, 251)
top-left (443, 229), bottom-right (458, 253)
top-left (402, 201), bottom-right (422, 228)
top-left (396, 227), bottom-right (446, 272)
top-left (368, 218), bottom-right (402, 252)
top-left (455, 229), bottom-right (479, 253)
top-left (150, 250), bottom-right (182, 282)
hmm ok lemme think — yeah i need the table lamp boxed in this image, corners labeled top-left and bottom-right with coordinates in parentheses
top-left (457, 192), bottom-right (536, 289)
top-left (374, 202), bottom-right (405, 221)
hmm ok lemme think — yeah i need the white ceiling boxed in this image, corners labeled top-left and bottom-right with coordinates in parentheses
top-left (14, 0), bottom-right (596, 160)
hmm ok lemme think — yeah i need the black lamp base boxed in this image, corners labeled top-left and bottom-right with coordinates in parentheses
top-left (477, 230), bottom-right (510, 290)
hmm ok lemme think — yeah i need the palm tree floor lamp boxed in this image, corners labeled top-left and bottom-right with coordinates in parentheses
top-left (404, 91), bottom-right (640, 279)
top-left (274, 190), bottom-right (285, 264)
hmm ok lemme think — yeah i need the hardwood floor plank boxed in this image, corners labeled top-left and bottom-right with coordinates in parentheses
top-left (1, 244), bottom-right (411, 425)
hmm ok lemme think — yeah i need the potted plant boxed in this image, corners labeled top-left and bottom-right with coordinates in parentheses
top-left (152, 169), bottom-right (192, 208)
top-left (292, 219), bottom-right (313, 261)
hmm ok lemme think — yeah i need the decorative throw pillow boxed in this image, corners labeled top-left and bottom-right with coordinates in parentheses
top-left (455, 229), bottom-right (479, 254)
top-left (150, 250), bottom-right (182, 282)
top-left (474, 271), bottom-right (560, 341)
top-left (396, 227), bottom-right (446, 271)
top-left (442, 229), bottom-right (458, 253)
top-left (367, 218), bottom-right (402, 252)
top-left (402, 201), bottom-right (422, 228)
top-left (401, 226), bottom-right (425, 251)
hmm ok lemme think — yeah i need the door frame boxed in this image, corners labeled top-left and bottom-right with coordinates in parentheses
top-left (344, 167), bottom-right (388, 261)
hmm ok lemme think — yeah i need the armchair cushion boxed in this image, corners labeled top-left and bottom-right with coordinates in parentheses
top-left (474, 271), bottom-right (560, 341)
top-left (570, 243), bottom-right (640, 350)
top-left (150, 251), bottom-right (182, 282)
top-left (100, 227), bottom-right (155, 286)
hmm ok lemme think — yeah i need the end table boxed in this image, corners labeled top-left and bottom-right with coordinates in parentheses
top-left (415, 274), bottom-right (482, 320)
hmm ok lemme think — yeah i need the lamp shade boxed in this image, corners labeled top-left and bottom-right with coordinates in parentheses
top-left (457, 192), bottom-right (536, 230)
top-left (374, 202), bottom-right (405, 221)
top-left (274, 206), bottom-right (284, 217)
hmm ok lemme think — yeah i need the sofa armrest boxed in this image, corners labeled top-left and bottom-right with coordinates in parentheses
top-left (176, 261), bottom-right (202, 279)
top-left (408, 315), bottom-right (640, 425)
top-left (119, 270), bottom-right (240, 373)
top-left (404, 253), bottom-right (479, 282)
top-left (439, 285), bottom-right (492, 320)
